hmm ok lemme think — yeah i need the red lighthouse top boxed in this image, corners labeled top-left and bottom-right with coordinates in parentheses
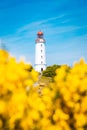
top-left (37, 31), bottom-right (43, 35)
top-left (35, 31), bottom-right (45, 43)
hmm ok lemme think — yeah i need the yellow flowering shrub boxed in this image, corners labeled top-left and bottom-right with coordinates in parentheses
top-left (0, 49), bottom-right (87, 130)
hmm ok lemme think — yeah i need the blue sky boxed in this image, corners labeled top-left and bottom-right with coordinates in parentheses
top-left (0, 0), bottom-right (87, 66)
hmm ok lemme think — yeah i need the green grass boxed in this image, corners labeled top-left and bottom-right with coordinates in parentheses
top-left (38, 76), bottom-right (52, 87)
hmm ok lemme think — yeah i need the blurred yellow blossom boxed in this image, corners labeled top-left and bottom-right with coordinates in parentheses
top-left (0, 50), bottom-right (87, 130)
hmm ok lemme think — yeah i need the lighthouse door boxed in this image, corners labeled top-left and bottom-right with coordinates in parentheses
top-left (41, 68), bottom-right (43, 72)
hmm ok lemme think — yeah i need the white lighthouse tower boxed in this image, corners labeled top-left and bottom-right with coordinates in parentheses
top-left (35, 31), bottom-right (46, 72)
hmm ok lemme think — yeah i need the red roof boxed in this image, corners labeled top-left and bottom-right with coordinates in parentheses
top-left (37, 31), bottom-right (43, 35)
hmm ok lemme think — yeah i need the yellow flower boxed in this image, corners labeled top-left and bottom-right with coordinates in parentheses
top-left (29, 110), bottom-right (40, 121)
top-left (53, 109), bottom-right (69, 121)
top-left (75, 114), bottom-right (87, 127)
top-left (74, 103), bottom-right (80, 112)
top-left (81, 97), bottom-right (87, 112)
top-left (0, 100), bottom-right (5, 114)
top-left (0, 119), bottom-right (3, 129)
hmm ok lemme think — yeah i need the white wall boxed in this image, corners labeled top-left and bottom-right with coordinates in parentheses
top-left (35, 42), bottom-right (46, 72)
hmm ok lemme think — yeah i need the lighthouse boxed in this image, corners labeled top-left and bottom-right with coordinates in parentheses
top-left (35, 31), bottom-right (46, 72)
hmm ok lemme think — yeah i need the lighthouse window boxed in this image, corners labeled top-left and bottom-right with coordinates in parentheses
top-left (41, 56), bottom-right (43, 58)
top-left (41, 50), bottom-right (42, 52)
top-left (41, 61), bottom-right (43, 64)
top-left (41, 44), bottom-right (42, 47)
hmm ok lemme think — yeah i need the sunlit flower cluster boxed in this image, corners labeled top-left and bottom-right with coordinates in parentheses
top-left (0, 50), bottom-right (87, 130)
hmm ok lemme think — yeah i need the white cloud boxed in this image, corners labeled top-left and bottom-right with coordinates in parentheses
top-left (17, 14), bottom-right (66, 33)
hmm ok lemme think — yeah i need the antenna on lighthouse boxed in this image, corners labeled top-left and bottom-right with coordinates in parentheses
top-left (0, 39), bottom-right (7, 51)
